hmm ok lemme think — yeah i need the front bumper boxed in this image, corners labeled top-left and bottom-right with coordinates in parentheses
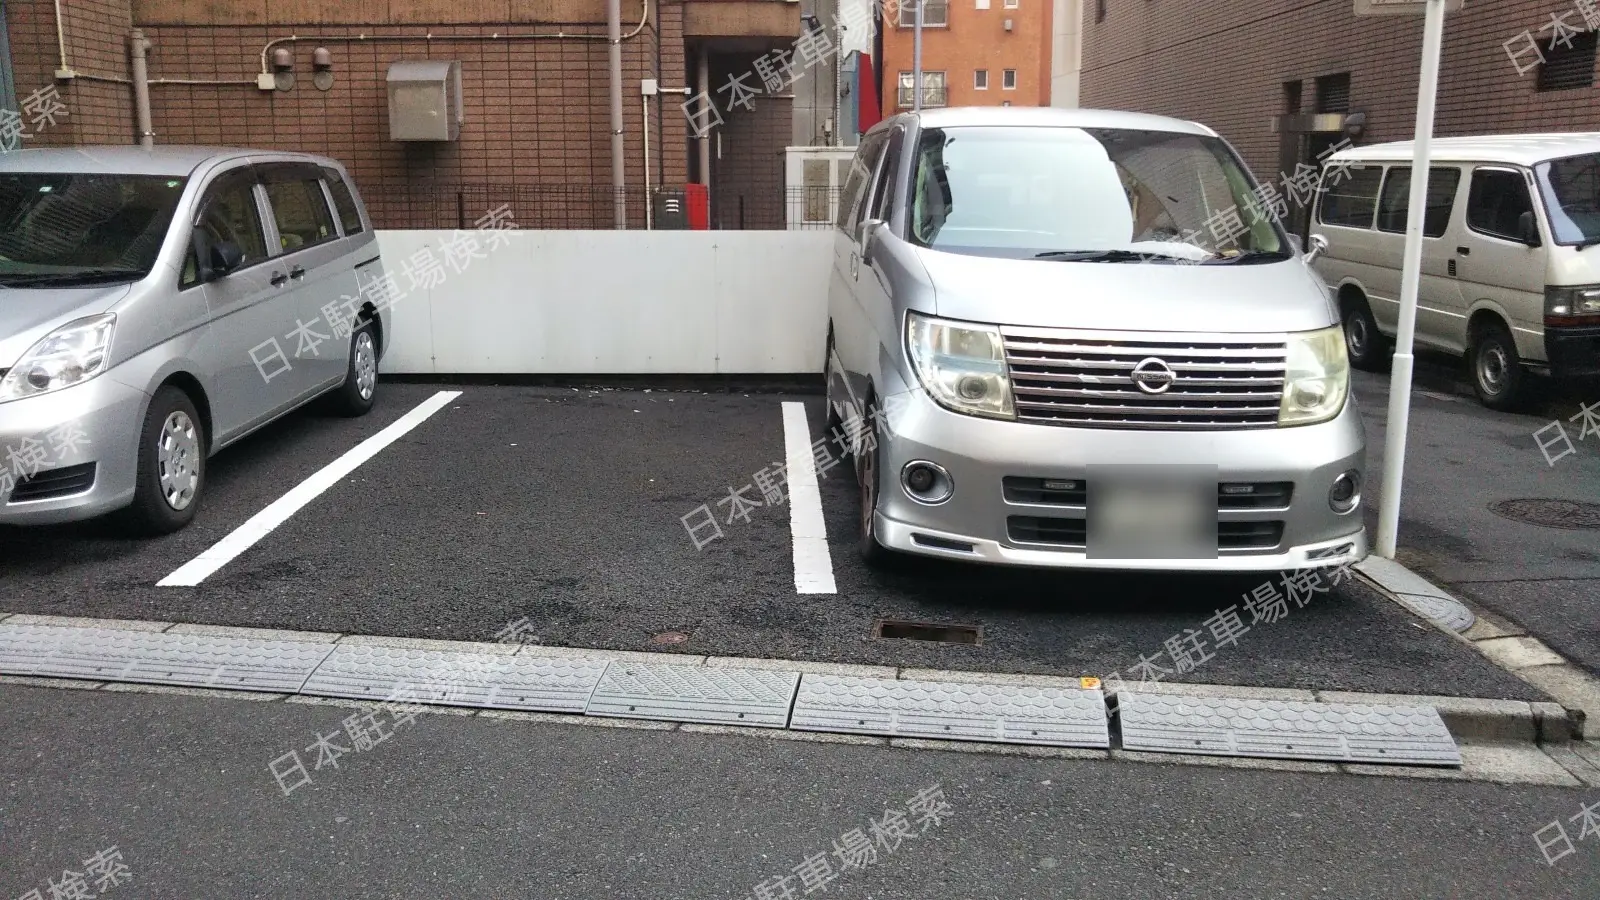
top-left (1545, 324), bottom-right (1600, 381)
top-left (0, 376), bottom-right (146, 524)
top-left (872, 387), bottom-right (1368, 572)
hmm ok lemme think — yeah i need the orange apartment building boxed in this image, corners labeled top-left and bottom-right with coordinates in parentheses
top-left (878, 0), bottom-right (1052, 114)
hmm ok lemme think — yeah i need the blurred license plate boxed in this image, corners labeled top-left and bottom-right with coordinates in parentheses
top-left (1086, 465), bottom-right (1217, 560)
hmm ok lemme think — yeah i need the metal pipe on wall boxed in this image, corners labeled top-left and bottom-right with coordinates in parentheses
top-left (129, 30), bottom-right (154, 147)
top-left (608, 0), bottom-right (626, 229)
top-left (697, 50), bottom-right (711, 184)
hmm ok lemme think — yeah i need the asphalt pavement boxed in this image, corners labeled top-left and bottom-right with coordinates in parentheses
top-left (1353, 358), bottom-right (1600, 675)
top-left (2, 683), bottom-right (1598, 900)
top-left (0, 382), bottom-right (1542, 700)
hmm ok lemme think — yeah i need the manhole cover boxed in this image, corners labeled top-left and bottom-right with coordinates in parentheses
top-left (1489, 499), bottom-right (1600, 530)
top-left (649, 631), bottom-right (690, 645)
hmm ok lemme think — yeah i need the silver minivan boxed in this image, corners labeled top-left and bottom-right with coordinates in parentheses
top-left (825, 107), bottom-right (1365, 572)
top-left (0, 147), bottom-right (386, 533)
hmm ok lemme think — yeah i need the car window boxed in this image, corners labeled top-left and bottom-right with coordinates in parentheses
top-left (1467, 168), bottom-right (1535, 241)
top-left (1376, 166), bottom-right (1461, 237)
top-left (837, 133), bottom-right (885, 232)
top-left (870, 128), bottom-right (904, 223)
top-left (185, 176), bottom-right (267, 288)
top-left (0, 173), bottom-right (188, 285)
top-left (323, 169), bottom-right (365, 236)
top-left (264, 178), bottom-right (337, 252)
top-left (1535, 152), bottom-right (1600, 245)
top-left (1318, 165), bottom-right (1383, 229)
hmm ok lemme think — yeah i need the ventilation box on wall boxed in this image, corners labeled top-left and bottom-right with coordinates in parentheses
top-left (387, 60), bottom-right (463, 141)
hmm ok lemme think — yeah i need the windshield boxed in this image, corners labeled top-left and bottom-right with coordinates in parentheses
top-left (906, 126), bottom-right (1286, 262)
top-left (1535, 152), bottom-right (1600, 246)
top-left (0, 173), bottom-right (187, 286)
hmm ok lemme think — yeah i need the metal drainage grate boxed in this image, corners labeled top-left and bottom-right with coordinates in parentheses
top-left (872, 619), bottom-right (982, 645)
top-left (1488, 498), bottom-right (1600, 530)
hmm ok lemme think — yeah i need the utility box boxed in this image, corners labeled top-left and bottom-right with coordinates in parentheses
top-left (387, 60), bottom-right (463, 141)
top-left (653, 190), bottom-right (688, 229)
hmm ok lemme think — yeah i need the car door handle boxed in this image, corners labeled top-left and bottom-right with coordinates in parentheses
top-left (270, 271), bottom-right (288, 287)
top-left (289, 265), bottom-right (306, 280)
top-left (1456, 246), bottom-right (1470, 256)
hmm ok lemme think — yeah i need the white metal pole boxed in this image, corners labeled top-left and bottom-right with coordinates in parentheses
top-left (913, 0), bottom-right (924, 112)
top-left (1376, 0), bottom-right (1447, 558)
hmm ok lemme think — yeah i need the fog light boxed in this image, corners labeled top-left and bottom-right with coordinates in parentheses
top-left (956, 376), bottom-right (988, 401)
top-left (1329, 470), bottom-right (1361, 514)
top-left (901, 461), bottom-right (953, 505)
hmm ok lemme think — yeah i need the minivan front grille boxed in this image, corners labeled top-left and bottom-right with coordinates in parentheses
top-left (1002, 327), bottom-right (1288, 430)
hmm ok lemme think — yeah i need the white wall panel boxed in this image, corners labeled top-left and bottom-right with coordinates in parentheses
top-left (374, 230), bottom-right (832, 375)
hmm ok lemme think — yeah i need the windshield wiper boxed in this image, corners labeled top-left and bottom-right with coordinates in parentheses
top-left (1201, 250), bottom-right (1293, 265)
top-left (1033, 249), bottom-right (1196, 263)
top-left (0, 268), bottom-right (144, 286)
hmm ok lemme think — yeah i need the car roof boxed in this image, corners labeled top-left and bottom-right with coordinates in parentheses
top-left (871, 106), bottom-right (1217, 137)
top-left (0, 146), bottom-right (340, 177)
top-left (1328, 133), bottom-right (1600, 167)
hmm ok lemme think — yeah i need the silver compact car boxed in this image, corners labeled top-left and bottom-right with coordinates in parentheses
top-left (0, 147), bottom-right (386, 533)
top-left (825, 107), bottom-right (1366, 572)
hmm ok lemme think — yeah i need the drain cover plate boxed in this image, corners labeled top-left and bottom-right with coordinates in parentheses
top-left (1489, 498), bottom-right (1600, 530)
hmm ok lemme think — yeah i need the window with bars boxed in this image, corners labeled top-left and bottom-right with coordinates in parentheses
top-left (898, 0), bottom-right (949, 26)
top-left (898, 71), bottom-right (948, 107)
top-left (1539, 30), bottom-right (1598, 91)
top-left (1315, 72), bottom-right (1351, 113)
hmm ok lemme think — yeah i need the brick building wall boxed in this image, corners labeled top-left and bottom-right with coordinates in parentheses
top-left (1079, 0), bottom-right (1600, 184)
top-left (880, 0), bottom-right (1052, 113)
top-left (8, 0), bottom-right (137, 145)
top-left (4, 0), bottom-right (705, 229)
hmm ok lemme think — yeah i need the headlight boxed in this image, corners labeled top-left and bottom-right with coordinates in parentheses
top-left (0, 313), bottom-right (117, 403)
top-left (1545, 285), bottom-right (1600, 319)
top-left (905, 312), bottom-right (1015, 420)
top-left (1279, 324), bottom-right (1348, 426)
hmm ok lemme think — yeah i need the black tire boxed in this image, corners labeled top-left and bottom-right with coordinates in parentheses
top-left (1340, 294), bottom-right (1390, 372)
top-left (855, 403), bottom-right (892, 568)
top-left (1469, 320), bottom-right (1528, 412)
top-left (329, 320), bottom-right (379, 417)
top-left (120, 386), bottom-right (205, 535)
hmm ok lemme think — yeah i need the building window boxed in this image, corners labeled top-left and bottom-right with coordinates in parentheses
top-left (1002, 69), bottom-right (1017, 90)
top-left (976, 0), bottom-right (989, 8)
top-left (898, 71), bottom-right (948, 107)
top-left (1315, 72), bottom-right (1351, 113)
top-left (898, 0), bottom-right (949, 27)
top-left (1003, 0), bottom-right (1018, 7)
top-left (975, 69), bottom-right (988, 90)
top-left (1283, 80), bottom-right (1303, 114)
top-left (1538, 30), bottom-right (1598, 91)
top-left (1095, 0), bottom-right (1106, 22)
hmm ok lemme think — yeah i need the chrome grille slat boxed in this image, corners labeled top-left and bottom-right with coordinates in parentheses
top-left (1003, 328), bottom-right (1288, 431)
top-left (1013, 384), bottom-right (1284, 403)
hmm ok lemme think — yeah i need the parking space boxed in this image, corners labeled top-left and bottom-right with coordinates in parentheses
top-left (0, 383), bottom-right (1545, 700)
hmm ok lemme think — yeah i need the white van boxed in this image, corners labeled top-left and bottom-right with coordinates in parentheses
top-left (1311, 134), bottom-right (1600, 409)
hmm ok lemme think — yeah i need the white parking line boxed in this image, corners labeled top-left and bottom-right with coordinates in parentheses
top-left (782, 402), bottom-right (837, 594)
top-left (157, 390), bottom-right (463, 587)
top-left (1416, 390), bottom-right (1462, 403)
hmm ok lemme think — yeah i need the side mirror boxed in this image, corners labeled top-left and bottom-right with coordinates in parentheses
top-left (859, 218), bottom-right (885, 266)
top-left (209, 240), bottom-right (244, 276)
top-left (1303, 233), bottom-right (1329, 263)
top-left (1518, 211), bottom-right (1542, 248)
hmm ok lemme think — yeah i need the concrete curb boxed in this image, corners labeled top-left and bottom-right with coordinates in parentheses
top-left (1355, 556), bottom-right (1593, 742)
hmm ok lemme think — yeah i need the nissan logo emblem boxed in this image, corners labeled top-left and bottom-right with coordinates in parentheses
top-left (1130, 358), bottom-right (1176, 394)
